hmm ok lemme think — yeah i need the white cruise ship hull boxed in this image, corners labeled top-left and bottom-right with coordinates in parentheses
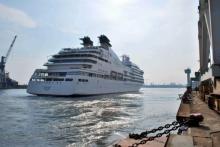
top-left (27, 77), bottom-right (142, 96)
top-left (27, 36), bottom-right (144, 96)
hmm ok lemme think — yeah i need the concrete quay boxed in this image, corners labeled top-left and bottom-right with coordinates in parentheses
top-left (115, 91), bottom-right (220, 147)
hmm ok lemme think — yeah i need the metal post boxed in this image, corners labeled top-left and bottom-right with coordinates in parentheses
top-left (185, 68), bottom-right (191, 87)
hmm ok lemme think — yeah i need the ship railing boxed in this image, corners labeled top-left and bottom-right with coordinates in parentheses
top-left (35, 69), bottom-right (48, 73)
top-left (59, 47), bottom-right (100, 53)
top-left (32, 75), bottom-right (66, 78)
top-left (30, 75), bottom-right (67, 82)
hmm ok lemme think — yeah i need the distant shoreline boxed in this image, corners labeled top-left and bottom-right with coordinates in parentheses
top-left (0, 85), bottom-right (27, 90)
top-left (143, 85), bottom-right (185, 88)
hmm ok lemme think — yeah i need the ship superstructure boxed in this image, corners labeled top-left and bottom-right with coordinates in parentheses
top-left (27, 35), bottom-right (144, 96)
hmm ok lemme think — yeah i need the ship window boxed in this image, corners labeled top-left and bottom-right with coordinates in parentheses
top-left (104, 75), bottom-right (109, 79)
top-left (88, 73), bottom-right (93, 77)
top-left (54, 78), bottom-right (64, 81)
top-left (78, 79), bottom-right (88, 82)
top-left (53, 59), bottom-right (97, 64)
top-left (83, 65), bottom-right (92, 69)
top-left (46, 78), bottom-right (52, 81)
top-left (65, 78), bottom-right (73, 81)
top-left (68, 71), bottom-right (81, 75)
top-left (60, 72), bottom-right (67, 76)
top-left (48, 72), bottom-right (66, 77)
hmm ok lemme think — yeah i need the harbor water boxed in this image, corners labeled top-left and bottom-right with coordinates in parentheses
top-left (0, 88), bottom-right (184, 147)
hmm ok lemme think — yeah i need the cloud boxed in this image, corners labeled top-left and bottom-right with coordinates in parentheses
top-left (2, 0), bottom-right (198, 84)
top-left (0, 3), bottom-right (37, 28)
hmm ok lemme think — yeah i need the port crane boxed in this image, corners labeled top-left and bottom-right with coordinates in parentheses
top-left (0, 35), bottom-right (17, 88)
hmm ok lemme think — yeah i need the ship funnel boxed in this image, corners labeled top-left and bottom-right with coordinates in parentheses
top-left (98, 35), bottom-right (112, 48)
top-left (80, 36), bottom-right (93, 47)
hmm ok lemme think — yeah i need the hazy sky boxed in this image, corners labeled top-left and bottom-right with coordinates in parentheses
top-left (0, 0), bottom-right (199, 84)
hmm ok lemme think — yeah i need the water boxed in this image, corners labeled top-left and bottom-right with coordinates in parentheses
top-left (0, 88), bottom-right (184, 147)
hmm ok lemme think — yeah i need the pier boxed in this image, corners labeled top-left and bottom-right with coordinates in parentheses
top-left (115, 0), bottom-right (220, 146)
top-left (174, 91), bottom-right (220, 147)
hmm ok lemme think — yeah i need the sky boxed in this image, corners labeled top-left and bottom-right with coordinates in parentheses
top-left (0, 0), bottom-right (199, 85)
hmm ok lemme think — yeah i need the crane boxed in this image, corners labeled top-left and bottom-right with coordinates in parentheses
top-left (0, 35), bottom-right (17, 74)
top-left (0, 35), bottom-right (17, 88)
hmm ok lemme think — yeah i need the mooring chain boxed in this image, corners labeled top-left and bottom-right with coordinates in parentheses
top-left (128, 120), bottom-right (188, 147)
top-left (129, 120), bottom-right (179, 140)
top-left (129, 124), bottom-right (181, 147)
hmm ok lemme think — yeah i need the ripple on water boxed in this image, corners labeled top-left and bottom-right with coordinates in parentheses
top-left (0, 88), bottom-right (184, 147)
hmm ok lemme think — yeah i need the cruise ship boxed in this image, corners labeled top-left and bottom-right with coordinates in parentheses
top-left (27, 35), bottom-right (144, 96)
